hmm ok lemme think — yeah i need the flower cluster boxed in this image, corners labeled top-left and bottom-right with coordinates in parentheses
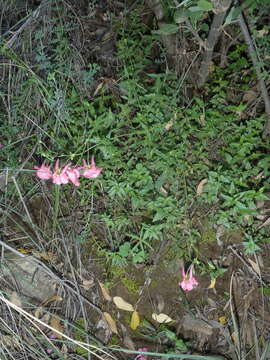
top-left (134, 348), bottom-right (148, 360)
top-left (179, 264), bottom-right (198, 291)
top-left (35, 157), bottom-right (102, 186)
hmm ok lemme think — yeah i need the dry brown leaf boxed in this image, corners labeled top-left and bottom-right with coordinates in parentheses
top-left (103, 312), bottom-right (118, 334)
top-left (42, 295), bottom-right (63, 307)
top-left (231, 331), bottom-right (239, 345)
top-left (99, 282), bottom-right (112, 301)
top-left (152, 313), bottom-right (173, 323)
top-left (196, 179), bottom-right (208, 195)
top-left (130, 311), bottom-right (140, 330)
top-left (50, 316), bottom-right (63, 339)
top-left (82, 279), bottom-right (94, 290)
top-left (17, 248), bottom-right (32, 254)
top-left (39, 252), bottom-right (55, 261)
top-left (93, 82), bottom-right (104, 97)
top-left (160, 186), bottom-right (168, 196)
top-left (165, 120), bottom-right (173, 131)
top-left (34, 306), bottom-right (45, 319)
top-left (218, 316), bottom-right (227, 325)
top-left (248, 258), bottom-right (261, 275)
top-left (9, 291), bottom-right (22, 308)
top-left (256, 29), bottom-right (268, 38)
top-left (157, 294), bottom-right (165, 313)
top-left (113, 296), bottom-right (134, 312)
top-left (208, 278), bottom-right (216, 289)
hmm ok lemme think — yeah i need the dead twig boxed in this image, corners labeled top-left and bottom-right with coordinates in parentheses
top-left (4, 0), bottom-right (47, 49)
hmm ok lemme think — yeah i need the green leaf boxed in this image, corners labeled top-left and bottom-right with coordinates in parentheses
top-left (197, 0), bottom-right (213, 11)
top-left (152, 24), bottom-right (179, 35)
top-left (174, 8), bottom-right (189, 23)
top-left (119, 242), bottom-right (131, 257)
top-left (224, 6), bottom-right (242, 26)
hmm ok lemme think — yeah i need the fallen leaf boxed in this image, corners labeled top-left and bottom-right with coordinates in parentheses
top-left (157, 294), bottom-right (165, 313)
top-left (50, 316), bottom-right (63, 339)
top-left (231, 331), bottom-right (239, 345)
top-left (34, 306), bottom-right (44, 319)
top-left (160, 186), bottom-right (168, 196)
top-left (17, 248), bottom-right (32, 254)
top-left (256, 29), bottom-right (268, 38)
top-left (165, 120), bottom-right (173, 131)
top-left (130, 311), bottom-right (140, 330)
top-left (39, 251), bottom-right (55, 261)
top-left (93, 82), bottom-right (104, 97)
top-left (218, 316), bottom-right (227, 325)
top-left (208, 278), bottom-right (216, 289)
top-left (113, 296), bottom-right (134, 312)
top-left (42, 295), bottom-right (63, 307)
top-left (82, 279), bottom-right (94, 290)
top-left (152, 313), bottom-right (174, 323)
top-left (103, 312), bottom-right (118, 334)
top-left (248, 258), bottom-right (261, 275)
top-left (99, 282), bottom-right (112, 301)
top-left (196, 179), bottom-right (208, 195)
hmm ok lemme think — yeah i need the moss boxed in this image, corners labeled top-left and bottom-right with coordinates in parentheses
top-left (109, 264), bottom-right (140, 294)
top-left (121, 277), bottom-right (140, 294)
top-left (109, 335), bottom-right (120, 346)
top-left (200, 222), bottom-right (216, 243)
top-left (201, 227), bottom-right (216, 243)
top-left (150, 279), bottom-right (158, 289)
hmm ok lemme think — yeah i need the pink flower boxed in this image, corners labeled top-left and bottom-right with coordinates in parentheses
top-left (35, 162), bottom-right (52, 180)
top-left (179, 265), bottom-right (198, 291)
top-left (66, 166), bottom-right (80, 187)
top-left (52, 160), bottom-right (69, 185)
top-left (134, 348), bottom-right (148, 360)
top-left (81, 157), bottom-right (102, 178)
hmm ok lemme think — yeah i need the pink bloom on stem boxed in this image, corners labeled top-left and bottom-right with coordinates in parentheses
top-left (35, 162), bottom-right (52, 180)
top-left (81, 157), bottom-right (102, 179)
top-left (179, 265), bottom-right (198, 292)
top-left (52, 160), bottom-right (69, 185)
top-left (134, 348), bottom-right (148, 360)
top-left (66, 166), bottom-right (80, 187)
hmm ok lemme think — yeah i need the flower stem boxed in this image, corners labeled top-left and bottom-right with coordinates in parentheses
top-left (53, 185), bottom-right (60, 236)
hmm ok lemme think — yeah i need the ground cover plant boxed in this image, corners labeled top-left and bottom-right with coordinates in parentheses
top-left (1, 0), bottom-right (270, 359)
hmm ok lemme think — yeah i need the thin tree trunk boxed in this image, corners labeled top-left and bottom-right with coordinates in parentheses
top-left (198, 0), bottom-right (233, 87)
top-left (145, 0), bottom-right (176, 65)
top-left (237, 10), bottom-right (270, 137)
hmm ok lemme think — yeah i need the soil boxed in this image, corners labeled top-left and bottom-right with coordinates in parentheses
top-left (81, 228), bottom-right (270, 360)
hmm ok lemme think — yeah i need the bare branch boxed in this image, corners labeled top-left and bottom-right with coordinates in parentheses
top-left (4, 0), bottom-right (47, 49)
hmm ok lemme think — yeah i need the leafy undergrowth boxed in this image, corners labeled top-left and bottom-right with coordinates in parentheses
top-left (1, 1), bottom-right (270, 360)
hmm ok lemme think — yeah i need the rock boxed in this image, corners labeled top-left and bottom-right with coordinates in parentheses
top-left (0, 253), bottom-right (56, 306)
